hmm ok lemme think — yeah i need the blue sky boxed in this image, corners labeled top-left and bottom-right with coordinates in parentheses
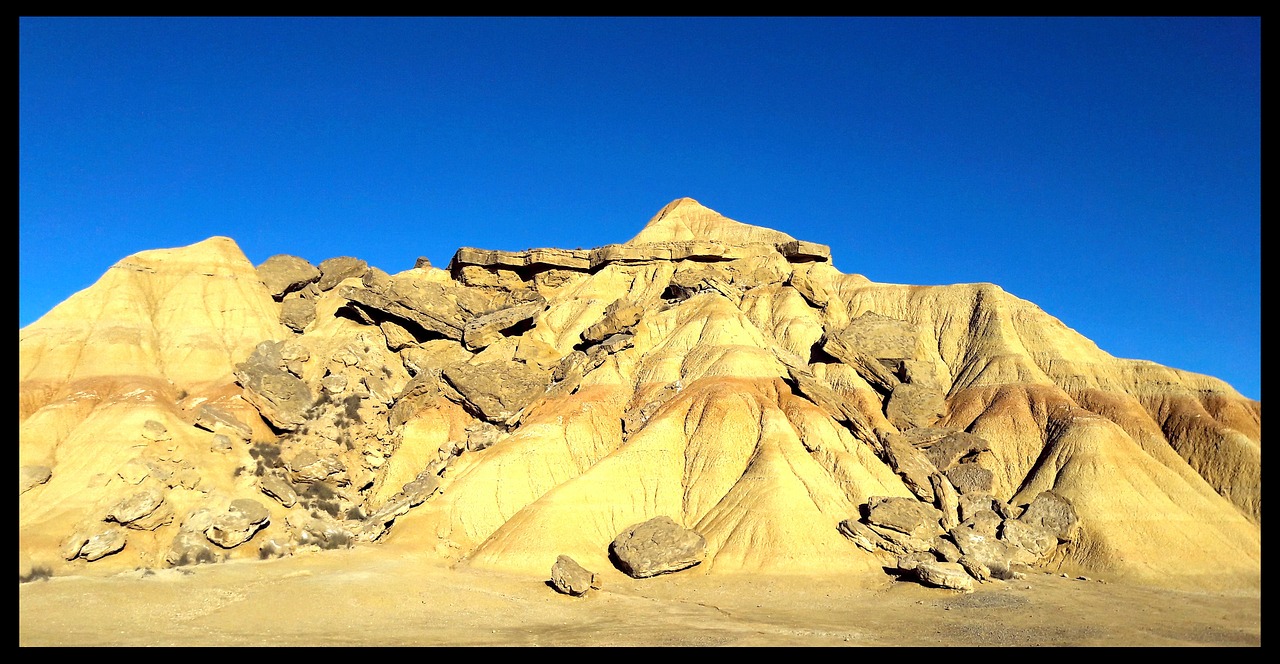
top-left (19, 17), bottom-right (1260, 401)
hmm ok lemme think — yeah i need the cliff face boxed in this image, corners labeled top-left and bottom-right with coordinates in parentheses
top-left (18, 198), bottom-right (1260, 590)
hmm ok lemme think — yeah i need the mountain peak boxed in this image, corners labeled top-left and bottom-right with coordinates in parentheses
top-left (626, 198), bottom-right (797, 246)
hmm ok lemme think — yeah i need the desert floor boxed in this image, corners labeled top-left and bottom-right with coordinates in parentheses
top-left (19, 545), bottom-right (1261, 647)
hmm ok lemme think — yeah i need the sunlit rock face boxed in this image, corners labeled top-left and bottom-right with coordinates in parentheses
top-left (18, 199), bottom-right (1260, 593)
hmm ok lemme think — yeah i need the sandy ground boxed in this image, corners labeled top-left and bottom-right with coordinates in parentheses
top-left (19, 545), bottom-right (1261, 647)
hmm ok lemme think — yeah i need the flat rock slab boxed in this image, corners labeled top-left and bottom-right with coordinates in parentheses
top-left (610, 516), bottom-right (707, 579)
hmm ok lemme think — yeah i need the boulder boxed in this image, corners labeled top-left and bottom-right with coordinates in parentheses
top-left (550, 555), bottom-right (601, 596)
top-left (883, 382), bottom-right (947, 430)
top-left (257, 254), bottom-right (320, 300)
top-left (78, 524), bottom-right (128, 562)
top-left (957, 555), bottom-right (991, 583)
top-left (280, 297), bottom-right (317, 332)
top-left (260, 475), bottom-right (299, 507)
top-left (581, 298), bottom-right (644, 344)
top-left (441, 359), bottom-right (550, 423)
top-left (865, 496), bottom-right (945, 539)
top-left (463, 300), bottom-right (544, 351)
top-left (193, 404), bottom-right (254, 440)
top-left (316, 256), bottom-right (369, 292)
top-left (1018, 491), bottom-right (1080, 542)
top-left (895, 551), bottom-right (938, 573)
top-left (205, 499), bottom-right (270, 549)
top-left (234, 341), bottom-right (314, 431)
top-left (106, 487), bottom-right (173, 530)
top-left (924, 431), bottom-right (990, 471)
top-left (945, 463), bottom-right (994, 495)
top-left (931, 536), bottom-right (962, 563)
top-left (1000, 518), bottom-right (1059, 560)
top-left (610, 516), bottom-right (707, 578)
top-left (915, 561), bottom-right (974, 592)
top-left (165, 529), bottom-right (224, 567)
top-left (880, 434), bottom-right (938, 502)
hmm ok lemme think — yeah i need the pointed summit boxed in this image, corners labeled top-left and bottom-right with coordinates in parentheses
top-left (626, 198), bottom-right (798, 246)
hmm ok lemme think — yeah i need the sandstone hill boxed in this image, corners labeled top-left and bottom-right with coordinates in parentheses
top-left (18, 198), bottom-right (1261, 592)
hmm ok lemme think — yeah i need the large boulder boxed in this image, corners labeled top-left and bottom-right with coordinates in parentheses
top-left (924, 431), bottom-right (990, 471)
top-left (280, 297), bottom-right (317, 332)
top-left (257, 254), bottom-right (319, 300)
top-left (865, 496), bottom-right (945, 540)
top-left (610, 516), bottom-right (707, 579)
top-left (441, 359), bottom-right (550, 423)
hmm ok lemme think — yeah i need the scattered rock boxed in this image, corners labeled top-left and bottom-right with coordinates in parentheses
top-left (205, 499), bottom-right (270, 548)
top-left (915, 561), bottom-right (974, 592)
top-left (316, 256), bottom-right (369, 292)
top-left (280, 297), bottom-right (317, 332)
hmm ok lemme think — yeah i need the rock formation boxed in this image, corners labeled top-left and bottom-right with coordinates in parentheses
top-left (18, 198), bottom-right (1261, 593)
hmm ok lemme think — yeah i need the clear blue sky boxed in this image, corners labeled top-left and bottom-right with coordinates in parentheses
top-left (19, 17), bottom-right (1260, 401)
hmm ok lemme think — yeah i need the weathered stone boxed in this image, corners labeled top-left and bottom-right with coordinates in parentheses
top-left (463, 300), bottom-right (544, 351)
top-left (865, 496), bottom-right (945, 539)
top-left (867, 522), bottom-right (936, 553)
top-left (193, 404), bottom-right (253, 440)
top-left (211, 434), bottom-right (234, 453)
top-left (582, 298), bottom-right (644, 344)
top-left (257, 254), bottom-right (320, 300)
top-left (141, 419), bottom-right (170, 441)
top-left (340, 282), bottom-right (464, 341)
top-left (280, 297), bottom-right (316, 332)
top-left (883, 382), bottom-right (947, 430)
top-left (316, 256), bottom-right (369, 292)
top-left (950, 523), bottom-right (1014, 575)
top-left (117, 458), bottom-right (151, 485)
top-left (1000, 518), bottom-right (1059, 559)
top-left (787, 267), bottom-right (830, 308)
top-left (19, 465), bottom-right (51, 495)
top-left (915, 561), bottom-right (974, 592)
top-left (610, 516), bottom-right (707, 578)
top-left (401, 471), bottom-right (440, 506)
top-left (925, 432), bottom-right (990, 471)
top-left (1018, 490), bottom-right (1080, 542)
top-left (321, 373), bottom-right (349, 395)
top-left (78, 524), bottom-right (128, 562)
top-left (234, 341), bottom-right (314, 431)
top-left (550, 555), bottom-right (601, 596)
top-left (931, 536), bottom-right (962, 563)
top-left (838, 518), bottom-right (903, 554)
top-left (441, 359), bottom-right (550, 423)
top-left (821, 334), bottom-right (901, 394)
top-left (260, 475), bottom-right (298, 507)
top-left (880, 434), bottom-right (938, 502)
top-left (930, 473), bottom-right (961, 530)
top-left (960, 510), bottom-right (1003, 538)
top-left (450, 246), bottom-right (592, 273)
top-left (946, 463), bottom-right (995, 495)
top-left (106, 487), bottom-right (173, 530)
top-left (284, 450), bottom-right (344, 484)
top-left (958, 555), bottom-right (991, 582)
top-left (780, 361), bottom-right (879, 446)
top-left (892, 552), bottom-right (935, 573)
top-left (205, 499), bottom-right (270, 549)
top-left (836, 311), bottom-right (919, 361)
top-left (165, 529), bottom-right (224, 567)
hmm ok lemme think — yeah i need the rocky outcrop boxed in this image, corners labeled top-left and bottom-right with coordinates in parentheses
top-left (15, 198), bottom-right (1261, 595)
